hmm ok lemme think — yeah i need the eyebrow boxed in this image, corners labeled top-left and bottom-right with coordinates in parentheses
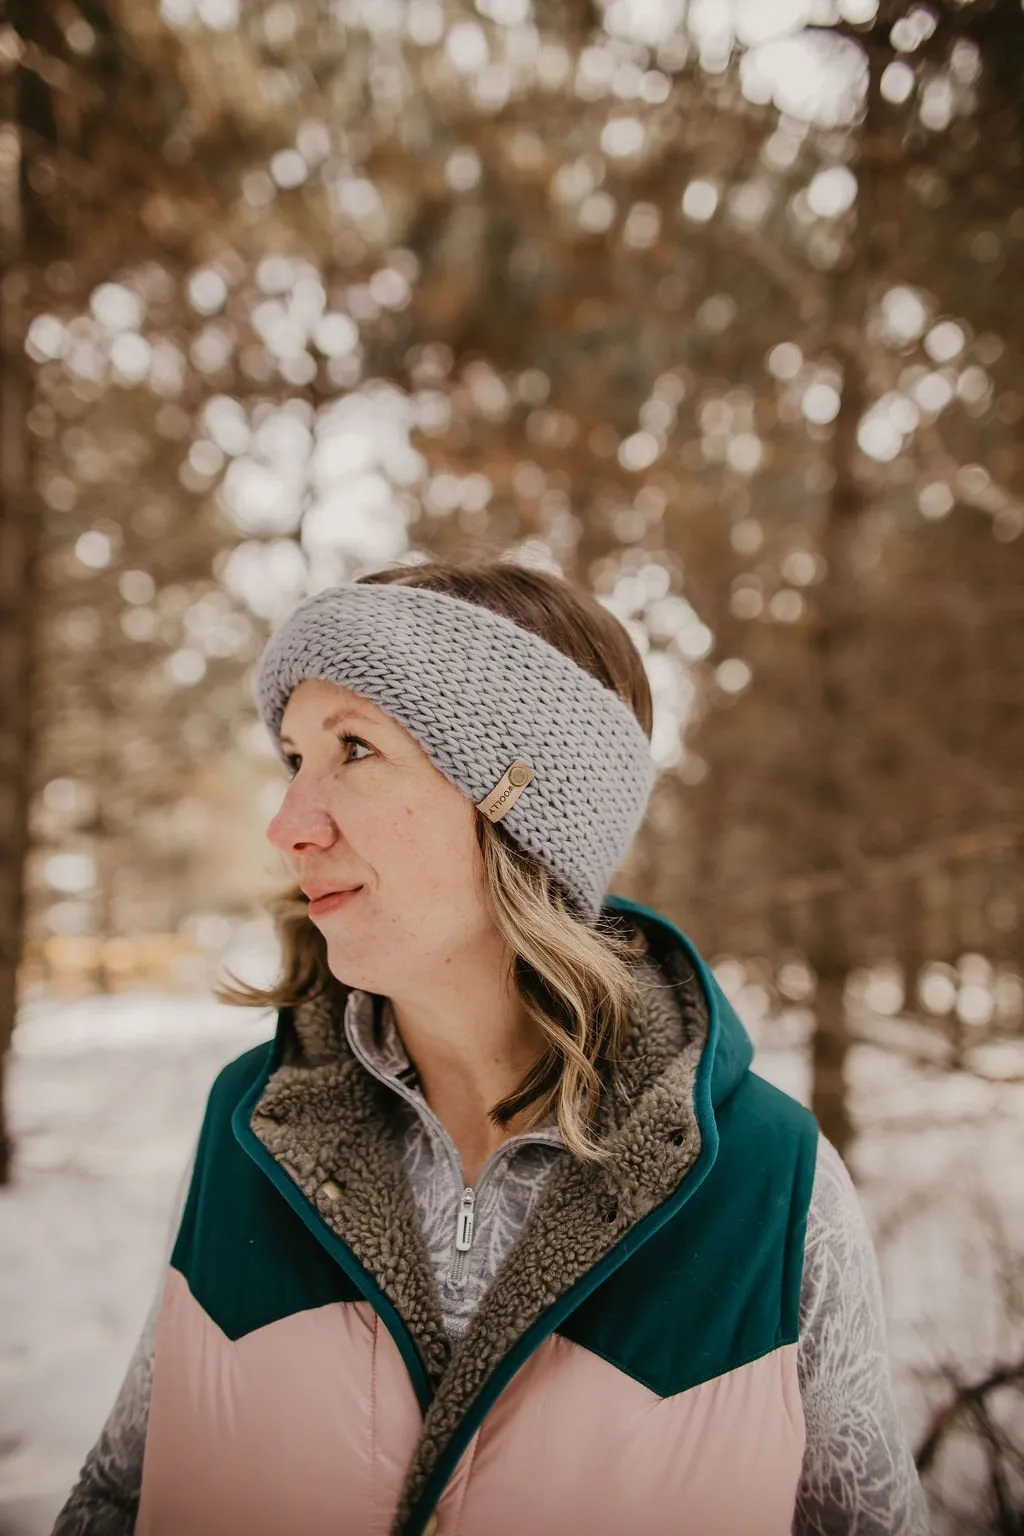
top-left (279, 707), bottom-right (379, 748)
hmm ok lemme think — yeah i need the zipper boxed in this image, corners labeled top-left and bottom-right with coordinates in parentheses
top-left (448, 1186), bottom-right (476, 1288)
top-left (455, 1186), bottom-right (475, 1250)
top-left (344, 998), bottom-right (564, 1295)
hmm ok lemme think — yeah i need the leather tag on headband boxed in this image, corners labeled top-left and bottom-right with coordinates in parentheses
top-left (475, 760), bottom-right (535, 823)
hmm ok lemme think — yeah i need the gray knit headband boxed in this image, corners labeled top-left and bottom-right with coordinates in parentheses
top-left (254, 581), bottom-right (656, 923)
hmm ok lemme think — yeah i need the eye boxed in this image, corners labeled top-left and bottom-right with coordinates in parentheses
top-left (281, 734), bottom-right (373, 779)
top-left (335, 732), bottom-right (374, 763)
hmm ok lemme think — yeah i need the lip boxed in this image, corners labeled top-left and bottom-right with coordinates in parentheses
top-left (303, 884), bottom-right (363, 915)
top-left (307, 887), bottom-right (363, 916)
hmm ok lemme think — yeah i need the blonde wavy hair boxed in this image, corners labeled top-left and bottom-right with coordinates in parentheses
top-left (217, 558), bottom-right (654, 1161)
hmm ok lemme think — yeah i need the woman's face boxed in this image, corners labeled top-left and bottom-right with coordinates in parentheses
top-left (266, 677), bottom-right (495, 995)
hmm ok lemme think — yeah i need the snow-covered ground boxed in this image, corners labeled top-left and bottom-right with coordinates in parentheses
top-left (0, 989), bottom-right (274, 1536)
top-left (1, 986), bottom-right (1021, 1534)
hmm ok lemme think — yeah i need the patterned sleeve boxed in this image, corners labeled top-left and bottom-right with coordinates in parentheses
top-left (793, 1133), bottom-right (932, 1535)
top-left (49, 1146), bottom-right (195, 1536)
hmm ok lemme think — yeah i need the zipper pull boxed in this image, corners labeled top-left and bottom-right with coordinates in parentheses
top-left (455, 1187), bottom-right (475, 1252)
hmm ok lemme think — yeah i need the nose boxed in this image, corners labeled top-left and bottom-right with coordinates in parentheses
top-left (266, 778), bottom-right (337, 856)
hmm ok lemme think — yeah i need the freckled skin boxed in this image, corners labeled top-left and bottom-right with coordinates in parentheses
top-left (268, 677), bottom-right (490, 1001)
top-left (266, 677), bottom-right (543, 1181)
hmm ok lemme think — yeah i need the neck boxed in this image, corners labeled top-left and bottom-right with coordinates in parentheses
top-left (387, 950), bottom-right (546, 1186)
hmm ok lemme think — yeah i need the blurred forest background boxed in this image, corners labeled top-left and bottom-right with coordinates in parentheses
top-left (1, 0), bottom-right (1023, 1530)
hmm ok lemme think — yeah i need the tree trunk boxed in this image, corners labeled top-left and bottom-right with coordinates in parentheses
top-left (806, 330), bottom-right (866, 1156)
top-left (0, 63), bottom-right (36, 1184)
top-left (805, 67), bottom-right (885, 1160)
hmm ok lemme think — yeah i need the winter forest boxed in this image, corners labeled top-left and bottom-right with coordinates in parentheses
top-left (1, 0), bottom-right (1023, 1530)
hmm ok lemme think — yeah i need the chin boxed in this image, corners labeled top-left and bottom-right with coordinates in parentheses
top-left (329, 969), bottom-right (386, 1002)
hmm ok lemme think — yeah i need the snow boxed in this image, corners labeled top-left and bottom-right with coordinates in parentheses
top-left (0, 989), bottom-right (273, 1536)
top-left (1, 989), bottom-right (1021, 1534)
top-left (757, 1028), bottom-right (1024, 1531)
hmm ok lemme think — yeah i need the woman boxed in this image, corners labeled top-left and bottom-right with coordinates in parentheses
top-left (53, 559), bottom-right (930, 1536)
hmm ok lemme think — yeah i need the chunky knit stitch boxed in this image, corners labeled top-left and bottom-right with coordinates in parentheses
top-left (254, 581), bottom-right (657, 921)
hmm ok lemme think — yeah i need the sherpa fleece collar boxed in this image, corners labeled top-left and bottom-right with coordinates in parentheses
top-left (245, 898), bottom-right (751, 1534)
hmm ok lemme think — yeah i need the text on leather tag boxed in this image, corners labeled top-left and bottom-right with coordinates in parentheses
top-left (475, 760), bottom-right (535, 823)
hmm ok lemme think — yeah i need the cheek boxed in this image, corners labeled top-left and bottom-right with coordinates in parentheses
top-left (375, 795), bottom-right (481, 894)
top-left (321, 796), bottom-right (488, 986)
